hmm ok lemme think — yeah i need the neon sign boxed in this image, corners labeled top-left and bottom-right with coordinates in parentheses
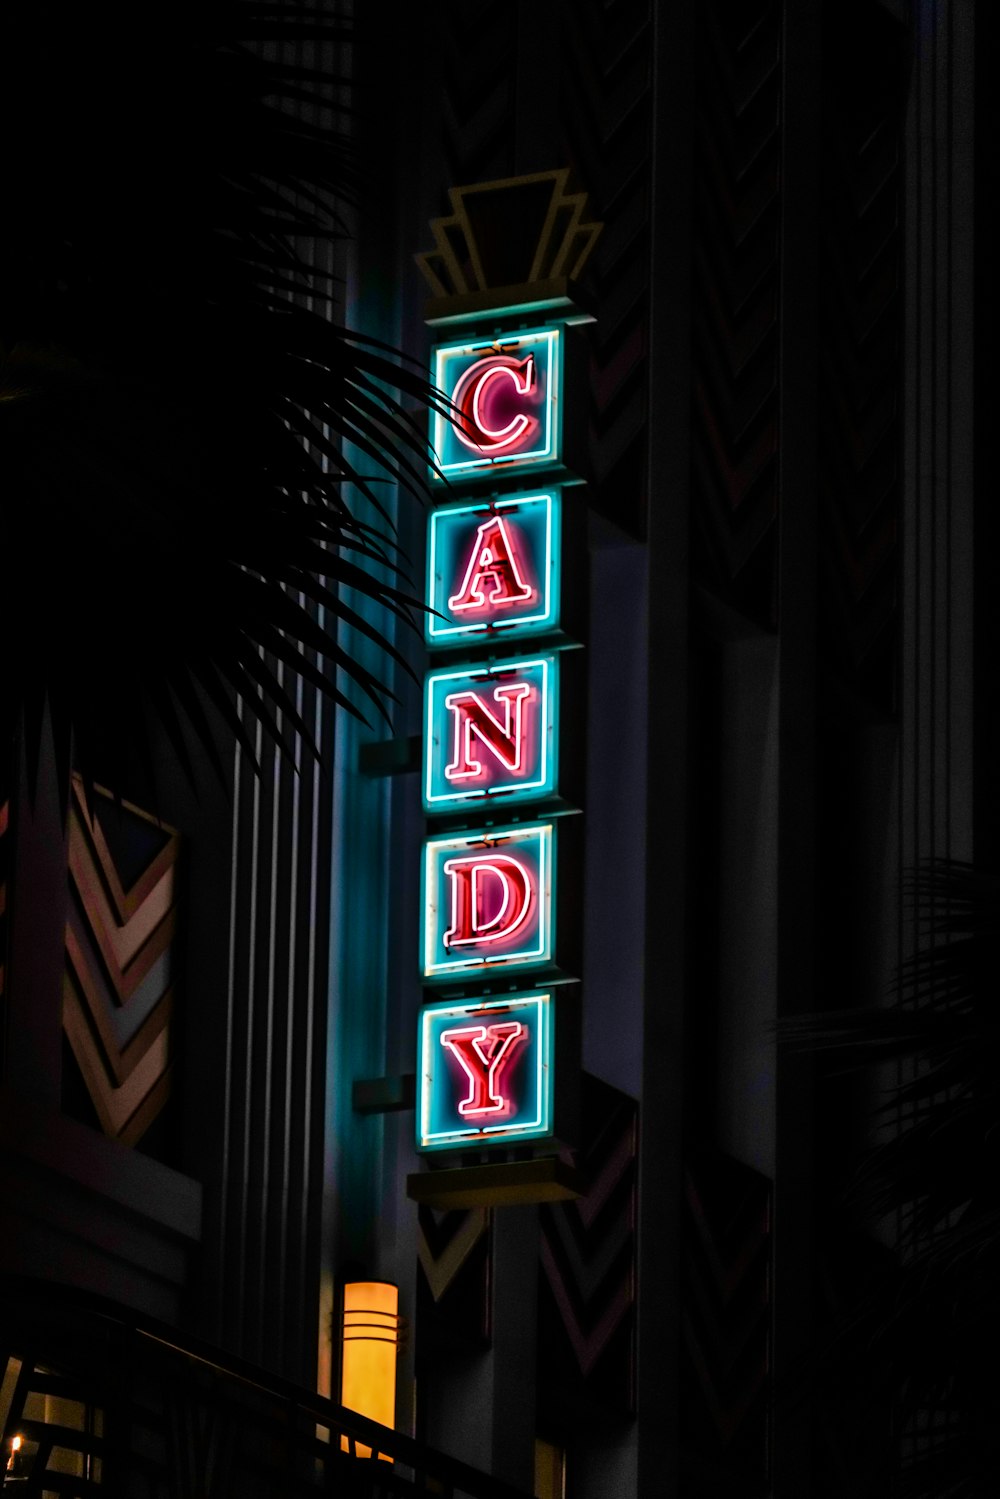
top-left (423, 656), bottom-right (557, 810)
top-left (415, 234), bottom-right (591, 1170)
top-left (431, 329), bottom-right (561, 477)
top-left (425, 492), bottom-right (561, 645)
top-left (422, 822), bottom-right (555, 980)
top-left (417, 992), bottom-right (555, 1150)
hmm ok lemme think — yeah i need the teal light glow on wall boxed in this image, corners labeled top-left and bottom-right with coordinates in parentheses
top-left (423, 654), bottom-right (558, 812)
top-left (425, 491), bottom-right (561, 646)
top-left (421, 822), bottom-right (555, 981)
top-left (416, 991), bottom-right (555, 1152)
top-left (431, 328), bottom-right (562, 478)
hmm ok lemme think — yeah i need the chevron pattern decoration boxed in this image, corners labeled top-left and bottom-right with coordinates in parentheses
top-left (434, 2), bottom-right (519, 187)
top-left (818, 1), bottom-right (904, 711)
top-left (679, 1151), bottom-right (771, 1495)
top-left (559, 0), bottom-right (653, 540)
top-left (537, 1075), bottom-right (637, 1425)
top-left (416, 1206), bottom-right (492, 1355)
top-left (61, 776), bottom-right (180, 1148)
top-left (691, 0), bottom-right (782, 626)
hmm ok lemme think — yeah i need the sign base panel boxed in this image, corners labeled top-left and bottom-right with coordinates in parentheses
top-left (406, 1157), bottom-right (585, 1208)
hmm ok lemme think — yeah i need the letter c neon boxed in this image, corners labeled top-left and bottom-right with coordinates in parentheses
top-left (451, 354), bottom-right (537, 455)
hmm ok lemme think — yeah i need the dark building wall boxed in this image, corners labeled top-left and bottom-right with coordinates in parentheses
top-left (0, 2), bottom-right (983, 1496)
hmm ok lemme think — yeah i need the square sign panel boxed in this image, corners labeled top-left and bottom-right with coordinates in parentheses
top-left (422, 822), bottom-right (554, 982)
top-left (426, 491), bottom-right (560, 647)
top-left (417, 992), bottom-right (555, 1152)
top-left (431, 328), bottom-right (562, 479)
top-left (423, 654), bottom-right (558, 813)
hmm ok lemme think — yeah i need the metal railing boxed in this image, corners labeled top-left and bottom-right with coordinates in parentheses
top-left (0, 1279), bottom-right (530, 1499)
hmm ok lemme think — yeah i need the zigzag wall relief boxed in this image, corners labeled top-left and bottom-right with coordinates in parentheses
top-left (558, 0), bottom-right (653, 539)
top-left (434, 1), bottom-right (517, 186)
top-left (416, 1206), bottom-right (492, 1355)
top-left (818, 0), bottom-right (903, 711)
top-left (61, 777), bottom-right (180, 1148)
top-left (679, 1151), bottom-right (771, 1494)
top-left (538, 1075), bottom-right (637, 1425)
top-left (692, 0), bottom-right (782, 626)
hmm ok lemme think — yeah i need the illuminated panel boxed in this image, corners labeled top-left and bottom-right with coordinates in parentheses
top-left (340, 1281), bottom-right (398, 1460)
top-left (417, 992), bottom-right (554, 1151)
top-left (423, 656), bottom-right (557, 811)
top-left (431, 328), bottom-right (561, 477)
top-left (425, 491), bottom-right (560, 646)
top-left (422, 822), bottom-right (554, 981)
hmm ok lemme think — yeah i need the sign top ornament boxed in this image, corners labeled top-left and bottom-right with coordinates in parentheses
top-left (416, 169), bottom-right (603, 327)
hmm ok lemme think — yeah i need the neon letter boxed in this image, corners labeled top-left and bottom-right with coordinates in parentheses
top-left (448, 515), bottom-right (534, 614)
top-left (452, 354), bottom-right (538, 455)
top-left (439, 1021), bottom-right (526, 1116)
top-left (444, 682), bottom-right (531, 782)
top-left (442, 854), bottom-right (532, 949)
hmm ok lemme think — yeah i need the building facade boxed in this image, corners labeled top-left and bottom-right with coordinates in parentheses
top-left (0, 1), bottom-right (986, 1496)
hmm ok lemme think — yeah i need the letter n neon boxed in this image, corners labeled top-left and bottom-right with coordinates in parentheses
top-left (444, 683), bottom-right (532, 782)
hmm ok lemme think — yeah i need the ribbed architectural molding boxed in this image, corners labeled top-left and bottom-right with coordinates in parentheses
top-left (214, 669), bottom-right (336, 1384)
top-left (899, 0), bottom-right (976, 891)
top-left (205, 11), bottom-right (351, 1387)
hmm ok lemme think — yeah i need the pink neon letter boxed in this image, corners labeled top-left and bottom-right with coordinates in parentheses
top-left (442, 854), bottom-right (533, 949)
top-left (448, 515), bottom-right (534, 614)
top-left (444, 682), bottom-right (532, 782)
top-left (439, 1021), bottom-right (526, 1116)
top-left (452, 354), bottom-right (538, 455)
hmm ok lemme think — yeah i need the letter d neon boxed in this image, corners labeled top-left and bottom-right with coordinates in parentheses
top-left (442, 854), bottom-right (532, 949)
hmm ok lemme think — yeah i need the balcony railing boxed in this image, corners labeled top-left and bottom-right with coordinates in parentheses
top-left (0, 1279), bottom-right (531, 1499)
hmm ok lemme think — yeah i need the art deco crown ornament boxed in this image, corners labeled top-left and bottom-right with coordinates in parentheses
top-left (416, 168), bottom-right (602, 325)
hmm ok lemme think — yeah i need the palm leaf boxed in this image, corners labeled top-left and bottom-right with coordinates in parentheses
top-left (0, 2), bottom-right (444, 801)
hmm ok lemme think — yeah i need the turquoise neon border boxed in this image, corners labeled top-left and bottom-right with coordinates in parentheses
top-left (416, 992), bottom-right (554, 1151)
top-left (421, 821), bottom-right (556, 981)
top-left (423, 655), bottom-right (558, 811)
top-left (425, 491), bottom-right (560, 646)
top-left (430, 327), bottom-right (562, 478)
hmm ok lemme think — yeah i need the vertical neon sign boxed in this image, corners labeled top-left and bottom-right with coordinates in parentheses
top-left (417, 295), bottom-right (584, 1156)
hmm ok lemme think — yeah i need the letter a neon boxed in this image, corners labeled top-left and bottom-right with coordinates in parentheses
top-left (444, 682), bottom-right (532, 782)
top-left (448, 515), bottom-right (534, 614)
top-left (442, 854), bottom-right (532, 948)
top-left (439, 1022), bottom-right (526, 1116)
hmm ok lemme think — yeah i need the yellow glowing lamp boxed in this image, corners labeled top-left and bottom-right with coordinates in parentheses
top-left (339, 1281), bottom-right (400, 1461)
